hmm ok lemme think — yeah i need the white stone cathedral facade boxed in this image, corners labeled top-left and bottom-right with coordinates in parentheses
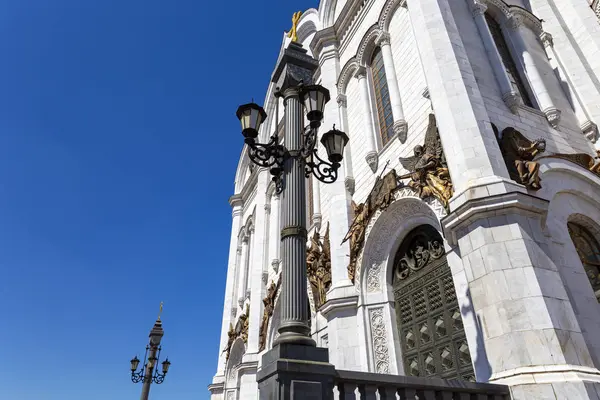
top-left (209, 0), bottom-right (600, 399)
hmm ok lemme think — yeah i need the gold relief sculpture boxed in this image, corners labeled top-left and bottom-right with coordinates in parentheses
top-left (539, 150), bottom-right (600, 178)
top-left (344, 170), bottom-right (400, 282)
top-left (287, 11), bottom-right (302, 43)
top-left (307, 223), bottom-right (332, 309)
top-left (223, 304), bottom-right (250, 360)
top-left (399, 114), bottom-right (453, 211)
top-left (498, 127), bottom-right (546, 190)
top-left (258, 276), bottom-right (281, 352)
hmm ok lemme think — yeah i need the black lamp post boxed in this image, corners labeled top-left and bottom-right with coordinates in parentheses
top-left (130, 305), bottom-right (171, 400)
top-left (236, 48), bottom-right (348, 349)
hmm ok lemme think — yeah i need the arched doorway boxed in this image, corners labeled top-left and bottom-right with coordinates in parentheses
top-left (392, 225), bottom-right (474, 381)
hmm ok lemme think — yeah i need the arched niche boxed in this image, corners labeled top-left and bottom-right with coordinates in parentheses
top-left (225, 338), bottom-right (246, 391)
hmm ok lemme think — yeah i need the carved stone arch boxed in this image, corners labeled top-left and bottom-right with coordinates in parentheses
top-left (225, 338), bottom-right (245, 389)
top-left (357, 189), bottom-right (446, 292)
top-left (319, 0), bottom-right (339, 29)
top-left (296, 9), bottom-right (320, 44)
top-left (356, 24), bottom-right (383, 67)
top-left (337, 57), bottom-right (358, 95)
top-left (508, 5), bottom-right (543, 35)
top-left (378, 0), bottom-right (406, 32)
top-left (479, 0), bottom-right (512, 24)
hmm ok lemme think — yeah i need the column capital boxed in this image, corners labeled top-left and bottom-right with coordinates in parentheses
top-left (336, 93), bottom-right (347, 108)
top-left (471, 0), bottom-right (487, 17)
top-left (502, 91), bottom-right (521, 114)
top-left (543, 106), bottom-right (561, 129)
top-left (540, 31), bottom-right (553, 48)
top-left (505, 15), bottom-right (522, 31)
top-left (237, 245), bottom-right (243, 254)
top-left (393, 120), bottom-right (408, 143)
top-left (375, 31), bottom-right (391, 47)
top-left (264, 203), bottom-right (272, 213)
top-left (355, 66), bottom-right (367, 80)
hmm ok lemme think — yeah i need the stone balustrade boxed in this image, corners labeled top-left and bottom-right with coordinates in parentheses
top-left (334, 370), bottom-right (511, 400)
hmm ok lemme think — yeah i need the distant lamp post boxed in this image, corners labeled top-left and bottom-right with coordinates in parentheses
top-left (130, 303), bottom-right (171, 400)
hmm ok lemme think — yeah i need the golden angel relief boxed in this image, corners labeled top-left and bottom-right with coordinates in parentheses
top-left (223, 304), bottom-right (249, 361)
top-left (343, 114), bottom-right (453, 282)
top-left (398, 114), bottom-right (453, 211)
top-left (307, 223), bottom-right (332, 310)
top-left (497, 127), bottom-right (546, 190)
top-left (258, 275), bottom-right (281, 352)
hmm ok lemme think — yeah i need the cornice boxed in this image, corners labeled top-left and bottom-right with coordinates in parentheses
top-left (310, 26), bottom-right (338, 60)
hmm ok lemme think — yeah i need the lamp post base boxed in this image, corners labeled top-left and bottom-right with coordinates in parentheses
top-left (257, 343), bottom-right (335, 400)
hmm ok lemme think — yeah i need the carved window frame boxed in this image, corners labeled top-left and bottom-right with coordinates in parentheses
top-left (485, 12), bottom-right (534, 108)
top-left (370, 47), bottom-right (395, 147)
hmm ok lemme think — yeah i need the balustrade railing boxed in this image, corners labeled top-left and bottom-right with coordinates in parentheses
top-left (334, 370), bottom-right (511, 400)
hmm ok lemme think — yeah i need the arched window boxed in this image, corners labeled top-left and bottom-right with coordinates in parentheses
top-left (371, 47), bottom-right (394, 146)
top-left (485, 13), bottom-right (533, 108)
top-left (568, 222), bottom-right (600, 302)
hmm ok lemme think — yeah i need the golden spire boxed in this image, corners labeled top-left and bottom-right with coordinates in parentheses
top-left (158, 302), bottom-right (164, 321)
top-left (288, 11), bottom-right (303, 43)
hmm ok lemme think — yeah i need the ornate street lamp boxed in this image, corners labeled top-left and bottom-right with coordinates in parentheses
top-left (236, 73), bottom-right (349, 350)
top-left (130, 304), bottom-right (171, 400)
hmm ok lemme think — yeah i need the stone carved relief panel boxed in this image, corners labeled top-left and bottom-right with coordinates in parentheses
top-left (369, 307), bottom-right (390, 374)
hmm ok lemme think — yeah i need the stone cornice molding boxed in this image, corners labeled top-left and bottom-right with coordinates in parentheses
top-left (442, 191), bottom-right (549, 246)
top-left (510, 6), bottom-right (543, 35)
top-left (229, 194), bottom-right (244, 209)
top-left (480, 0), bottom-right (543, 35)
top-left (310, 26), bottom-right (338, 60)
top-left (336, 57), bottom-right (359, 95)
top-left (320, 294), bottom-right (359, 318)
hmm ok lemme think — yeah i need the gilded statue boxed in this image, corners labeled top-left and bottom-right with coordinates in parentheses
top-left (539, 150), bottom-right (600, 178)
top-left (223, 304), bottom-right (250, 360)
top-left (307, 223), bottom-right (332, 309)
top-left (498, 127), bottom-right (546, 190)
top-left (399, 114), bottom-right (453, 211)
top-left (259, 276), bottom-right (281, 351)
top-left (288, 11), bottom-right (302, 43)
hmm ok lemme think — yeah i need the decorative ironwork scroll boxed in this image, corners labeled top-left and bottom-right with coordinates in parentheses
top-left (258, 276), bottom-right (281, 352)
top-left (223, 304), bottom-right (249, 360)
top-left (307, 223), bottom-right (332, 309)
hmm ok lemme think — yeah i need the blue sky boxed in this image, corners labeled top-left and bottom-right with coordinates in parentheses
top-left (0, 1), bottom-right (316, 399)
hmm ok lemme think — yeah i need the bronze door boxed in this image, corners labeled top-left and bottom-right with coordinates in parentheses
top-left (393, 225), bottom-right (474, 381)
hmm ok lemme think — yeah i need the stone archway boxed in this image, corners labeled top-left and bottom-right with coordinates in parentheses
top-left (392, 225), bottom-right (474, 381)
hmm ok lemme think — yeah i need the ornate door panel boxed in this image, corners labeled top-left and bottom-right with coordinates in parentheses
top-left (393, 225), bottom-right (474, 381)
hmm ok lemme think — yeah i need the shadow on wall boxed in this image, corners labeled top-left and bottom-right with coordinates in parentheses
top-left (554, 67), bottom-right (576, 116)
top-left (460, 288), bottom-right (493, 382)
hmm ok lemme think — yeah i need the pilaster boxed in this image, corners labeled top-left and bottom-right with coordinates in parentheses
top-left (405, 0), bottom-right (524, 211)
top-left (355, 67), bottom-right (379, 173)
top-left (443, 192), bottom-right (600, 399)
top-left (247, 171), bottom-right (270, 354)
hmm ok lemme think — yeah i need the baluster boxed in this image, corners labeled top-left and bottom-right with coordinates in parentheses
top-left (358, 384), bottom-right (378, 400)
top-left (379, 386), bottom-right (398, 400)
top-left (339, 382), bottom-right (358, 400)
top-left (455, 394), bottom-right (472, 400)
top-left (417, 389), bottom-right (436, 400)
top-left (397, 388), bottom-right (417, 400)
top-left (333, 383), bottom-right (341, 400)
top-left (435, 391), bottom-right (453, 400)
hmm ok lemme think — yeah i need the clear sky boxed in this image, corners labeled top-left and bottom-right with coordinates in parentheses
top-left (0, 1), bottom-right (316, 399)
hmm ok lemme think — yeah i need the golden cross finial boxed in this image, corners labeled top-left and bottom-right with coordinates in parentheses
top-left (288, 11), bottom-right (303, 43)
top-left (158, 302), bottom-right (164, 321)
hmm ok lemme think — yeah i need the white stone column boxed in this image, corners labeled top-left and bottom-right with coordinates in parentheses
top-left (216, 195), bottom-right (244, 376)
top-left (376, 32), bottom-right (409, 143)
top-left (311, 176), bottom-right (322, 230)
top-left (247, 172), bottom-right (269, 354)
top-left (337, 93), bottom-right (355, 195)
top-left (470, 0), bottom-right (520, 113)
top-left (237, 235), bottom-right (249, 307)
top-left (270, 194), bottom-right (281, 273)
top-left (541, 31), bottom-right (599, 143)
top-left (505, 16), bottom-right (561, 128)
top-left (356, 67), bottom-right (379, 173)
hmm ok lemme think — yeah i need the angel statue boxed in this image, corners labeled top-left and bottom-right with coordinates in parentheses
top-left (398, 114), bottom-right (453, 210)
top-left (343, 200), bottom-right (371, 282)
top-left (499, 127), bottom-right (546, 190)
top-left (313, 224), bottom-right (332, 309)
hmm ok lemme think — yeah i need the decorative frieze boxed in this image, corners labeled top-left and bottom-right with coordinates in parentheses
top-left (369, 308), bottom-right (390, 374)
